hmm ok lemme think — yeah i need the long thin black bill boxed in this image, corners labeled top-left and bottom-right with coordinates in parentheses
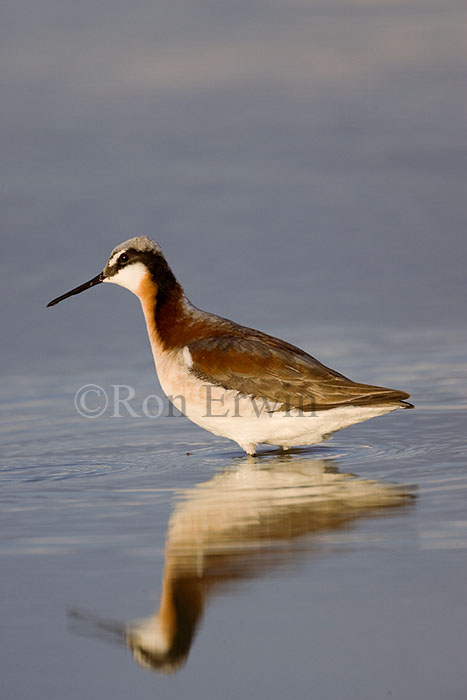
top-left (46, 273), bottom-right (104, 307)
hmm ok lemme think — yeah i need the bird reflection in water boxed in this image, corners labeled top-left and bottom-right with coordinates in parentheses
top-left (69, 455), bottom-right (413, 674)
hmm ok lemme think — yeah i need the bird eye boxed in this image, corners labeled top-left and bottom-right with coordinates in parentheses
top-left (119, 253), bottom-right (129, 264)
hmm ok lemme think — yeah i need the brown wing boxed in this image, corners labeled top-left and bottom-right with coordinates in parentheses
top-left (187, 334), bottom-right (411, 411)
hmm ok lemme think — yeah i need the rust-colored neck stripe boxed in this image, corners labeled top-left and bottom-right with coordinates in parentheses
top-left (136, 259), bottom-right (190, 352)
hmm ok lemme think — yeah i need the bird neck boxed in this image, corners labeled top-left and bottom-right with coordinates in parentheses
top-left (136, 270), bottom-right (198, 357)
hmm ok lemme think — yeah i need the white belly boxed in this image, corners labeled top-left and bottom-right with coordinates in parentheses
top-left (153, 348), bottom-right (399, 455)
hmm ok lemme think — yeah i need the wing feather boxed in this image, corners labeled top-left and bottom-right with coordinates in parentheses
top-left (187, 334), bottom-right (410, 411)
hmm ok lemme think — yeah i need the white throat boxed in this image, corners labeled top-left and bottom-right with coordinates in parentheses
top-left (104, 262), bottom-right (148, 295)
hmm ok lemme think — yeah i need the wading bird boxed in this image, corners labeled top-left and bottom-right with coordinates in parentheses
top-left (47, 237), bottom-right (412, 454)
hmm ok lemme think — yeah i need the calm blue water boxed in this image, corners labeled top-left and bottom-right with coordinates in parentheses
top-left (1, 1), bottom-right (467, 698)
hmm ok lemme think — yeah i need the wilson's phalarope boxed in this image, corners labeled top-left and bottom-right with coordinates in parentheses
top-left (47, 237), bottom-right (413, 455)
